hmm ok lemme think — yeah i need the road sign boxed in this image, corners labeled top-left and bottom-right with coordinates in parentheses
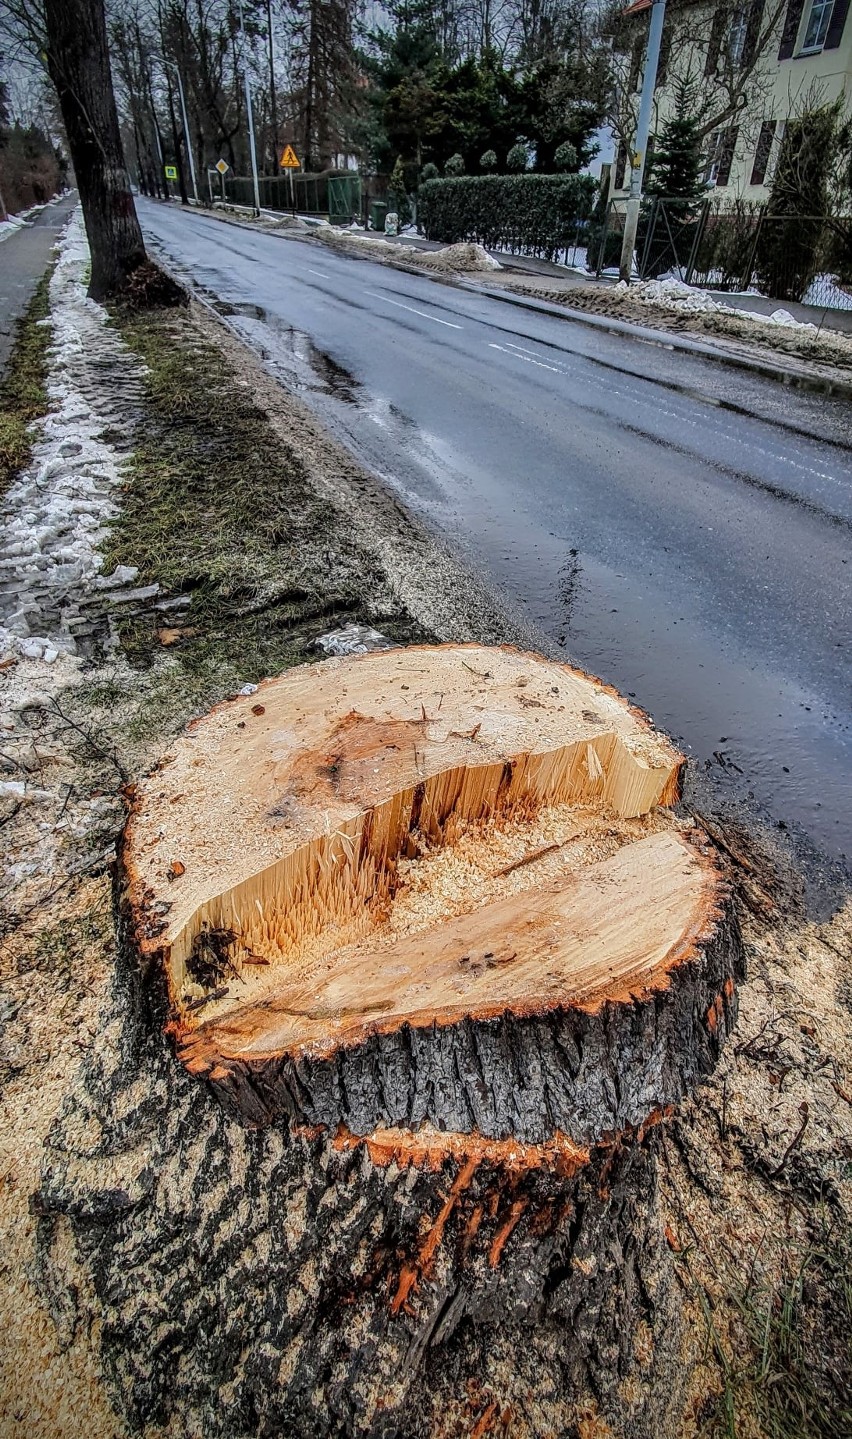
top-left (279, 145), bottom-right (300, 169)
top-left (216, 159), bottom-right (230, 176)
top-left (164, 164), bottom-right (178, 181)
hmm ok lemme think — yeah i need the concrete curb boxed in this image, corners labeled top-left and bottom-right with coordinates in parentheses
top-left (469, 283), bottom-right (852, 402)
top-left (143, 200), bottom-right (852, 405)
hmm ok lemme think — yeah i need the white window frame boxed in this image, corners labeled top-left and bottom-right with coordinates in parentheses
top-left (800, 0), bottom-right (835, 51)
top-left (728, 7), bottom-right (748, 66)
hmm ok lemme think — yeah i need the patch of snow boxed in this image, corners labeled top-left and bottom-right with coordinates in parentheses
top-left (801, 273), bottom-right (852, 312)
top-left (313, 624), bottom-right (395, 657)
top-left (622, 276), bottom-right (825, 332)
top-left (0, 208), bottom-right (147, 665)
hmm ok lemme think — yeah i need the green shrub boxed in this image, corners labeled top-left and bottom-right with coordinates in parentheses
top-left (418, 173), bottom-right (597, 261)
top-left (507, 143), bottom-right (528, 173)
top-left (480, 149), bottom-right (497, 172)
top-left (420, 161), bottom-right (439, 183)
top-left (444, 152), bottom-right (465, 176)
top-left (554, 141), bottom-right (578, 172)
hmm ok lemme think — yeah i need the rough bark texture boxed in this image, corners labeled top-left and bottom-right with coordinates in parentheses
top-left (35, 924), bottom-right (693, 1439)
top-left (44, 0), bottom-right (146, 300)
top-left (185, 906), bottom-right (743, 1141)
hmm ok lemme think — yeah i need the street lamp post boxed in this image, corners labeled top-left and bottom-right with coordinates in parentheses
top-left (165, 59), bottom-right (199, 205)
top-left (238, 0), bottom-right (262, 214)
top-left (619, 0), bottom-right (666, 284)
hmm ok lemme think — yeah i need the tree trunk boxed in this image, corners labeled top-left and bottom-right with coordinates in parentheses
top-left (98, 645), bottom-right (745, 1430)
top-left (35, 646), bottom-right (744, 1436)
top-left (43, 0), bottom-right (147, 301)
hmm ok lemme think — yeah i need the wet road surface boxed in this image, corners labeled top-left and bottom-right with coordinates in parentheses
top-left (138, 199), bottom-right (852, 861)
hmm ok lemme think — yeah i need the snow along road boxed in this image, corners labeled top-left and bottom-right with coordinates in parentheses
top-left (138, 198), bottom-right (852, 863)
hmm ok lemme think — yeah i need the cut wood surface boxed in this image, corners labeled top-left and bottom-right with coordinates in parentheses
top-left (122, 643), bottom-right (742, 1142)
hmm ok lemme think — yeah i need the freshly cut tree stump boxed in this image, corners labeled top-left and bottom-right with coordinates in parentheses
top-left (44, 644), bottom-right (747, 1439)
top-left (123, 644), bottom-right (742, 1142)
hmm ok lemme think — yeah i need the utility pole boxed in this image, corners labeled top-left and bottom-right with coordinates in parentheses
top-left (238, 0), bottom-right (262, 213)
top-left (619, 0), bottom-right (666, 284)
top-left (165, 59), bottom-right (199, 204)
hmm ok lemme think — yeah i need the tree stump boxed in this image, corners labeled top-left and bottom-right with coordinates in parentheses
top-left (113, 644), bottom-right (744, 1433)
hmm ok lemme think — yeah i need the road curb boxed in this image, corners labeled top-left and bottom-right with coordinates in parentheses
top-left (463, 283), bottom-right (852, 402)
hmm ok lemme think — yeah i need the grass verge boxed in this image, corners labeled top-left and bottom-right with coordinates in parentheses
top-left (0, 270), bottom-right (53, 497)
top-left (101, 301), bottom-right (426, 736)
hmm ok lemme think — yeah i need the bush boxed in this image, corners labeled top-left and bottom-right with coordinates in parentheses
top-left (420, 162), bottom-right (439, 183)
top-left (444, 152), bottom-right (465, 177)
top-left (554, 141), bottom-right (578, 173)
top-left (418, 173), bottom-right (597, 261)
top-left (506, 143), bottom-right (528, 173)
top-left (480, 149), bottom-right (497, 172)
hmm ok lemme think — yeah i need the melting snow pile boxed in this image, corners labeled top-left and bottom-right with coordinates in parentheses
top-left (419, 242), bottom-right (502, 274)
top-left (617, 276), bottom-right (819, 332)
top-left (0, 208), bottom-right (146, 667)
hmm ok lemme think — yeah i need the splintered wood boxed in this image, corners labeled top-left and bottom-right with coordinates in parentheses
top-left (122, 644), bottom-right (742, 1142)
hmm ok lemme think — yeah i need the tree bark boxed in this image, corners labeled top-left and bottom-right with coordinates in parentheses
top-left (43, 0), bottom-right (147, 301)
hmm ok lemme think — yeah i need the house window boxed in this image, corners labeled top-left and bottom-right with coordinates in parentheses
top-left (801, 0), bottom-right (835, 47)
top-left (704, 127), bottom-right (738, 186)
top-left (729, 7), bottom-right (749, 65)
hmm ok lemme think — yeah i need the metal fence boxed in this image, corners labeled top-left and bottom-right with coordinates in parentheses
top-left (593, 198), bottom-right (852, 311)
top-left (222, 171), bottom-right (362, 223)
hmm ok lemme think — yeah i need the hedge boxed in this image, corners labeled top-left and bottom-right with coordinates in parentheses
top-left (418, 173), bottom-right (597, 262)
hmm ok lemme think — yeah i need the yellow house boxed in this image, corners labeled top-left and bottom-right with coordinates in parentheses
top-left (612, 0), bottom-right (851, 201)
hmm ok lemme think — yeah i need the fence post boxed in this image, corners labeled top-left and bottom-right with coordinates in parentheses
top-left (685, 199), bottom-right (709, 286)
top-left (639, 197), bottom-right (658, 280)
top-left (596, 202), bottom-right (613, 278)
top-left (742, 205), bottom-right (766, 293)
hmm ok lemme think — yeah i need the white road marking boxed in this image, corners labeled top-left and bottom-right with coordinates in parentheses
top-left (364, 290), bottom-right (463, 328)
top-left (488, 342), bottom-right (560, 373)
top-left (307, 267), bottom-right (330, 278)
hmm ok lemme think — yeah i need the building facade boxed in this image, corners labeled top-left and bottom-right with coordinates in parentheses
top-left (610, 0), bottom-right (851, 202)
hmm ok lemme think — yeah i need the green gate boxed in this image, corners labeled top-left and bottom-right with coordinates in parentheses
top-left (327, 175), bottom-right (361, 223)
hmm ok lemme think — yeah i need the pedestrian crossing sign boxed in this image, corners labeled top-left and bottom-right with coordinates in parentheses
top-left (164, 165), bottom-right (178, 180)
top-left (280, 145), bottom-right (300, 169)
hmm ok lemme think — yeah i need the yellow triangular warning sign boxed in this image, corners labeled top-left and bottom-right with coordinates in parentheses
top-left (280, 145), bottom-right (300, 169)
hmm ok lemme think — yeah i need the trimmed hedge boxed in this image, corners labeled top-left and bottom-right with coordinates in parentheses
top-left (418, 173), bottom-right (597, 261)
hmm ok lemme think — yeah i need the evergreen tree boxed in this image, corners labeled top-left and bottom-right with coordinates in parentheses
top-left (646, 116), bottom-right (705, 208)
top-left (389, 152), bottom-right (411, 223)
top-left (756, 103), bottom-right (840, 301)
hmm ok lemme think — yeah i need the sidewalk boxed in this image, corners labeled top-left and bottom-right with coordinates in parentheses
top-left (0, 194), bottom-right (77, 376)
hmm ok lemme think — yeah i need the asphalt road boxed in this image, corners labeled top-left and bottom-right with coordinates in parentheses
top-left (0, 194), bottom-right (77, 375)
top-left (138, 199), bottom-right (852, 862)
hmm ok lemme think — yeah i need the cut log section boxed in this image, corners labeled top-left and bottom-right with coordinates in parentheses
top-left (122, 643), bottom-right (742, 1142)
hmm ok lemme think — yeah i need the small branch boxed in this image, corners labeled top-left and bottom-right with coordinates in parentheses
top-left (768, 1106), bottom-right (809, 1179)
top-left (493, 842), bottom-right (560, 878)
